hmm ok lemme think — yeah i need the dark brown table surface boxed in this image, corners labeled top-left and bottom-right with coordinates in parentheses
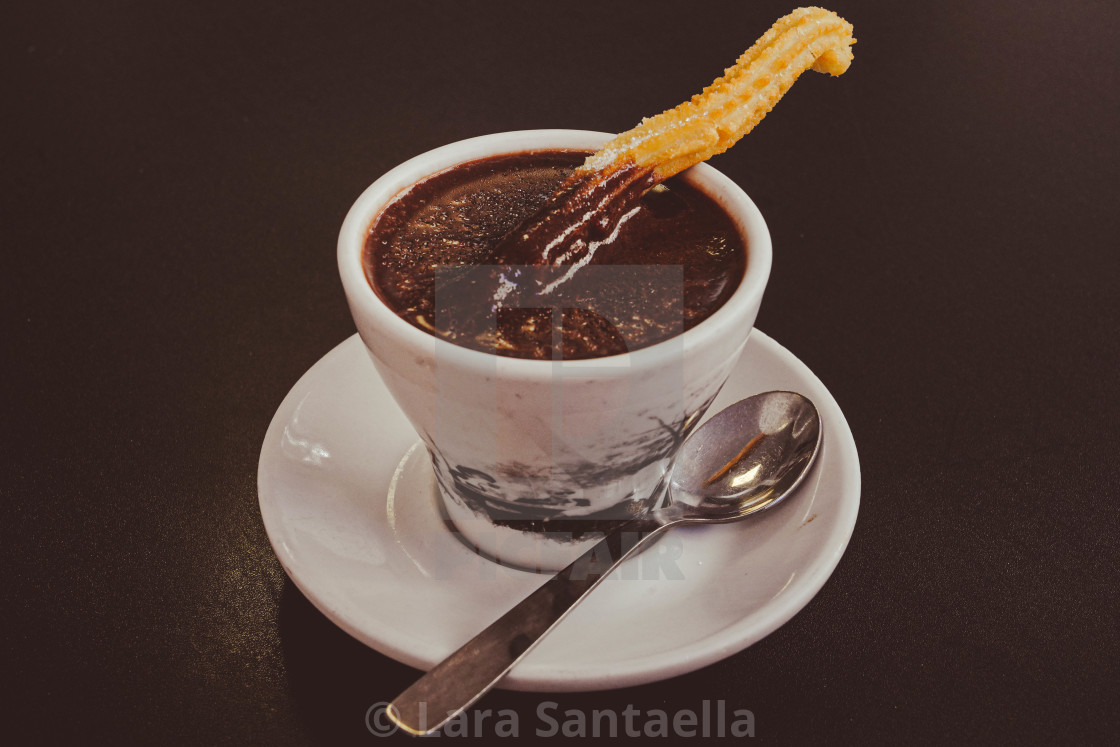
top-left (5, 1), bottom-right (1119, 743)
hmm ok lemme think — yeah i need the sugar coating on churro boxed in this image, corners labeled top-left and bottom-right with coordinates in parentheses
top-left (581, 7), bottom-right (855, 181)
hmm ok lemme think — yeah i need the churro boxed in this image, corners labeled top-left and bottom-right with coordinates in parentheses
top-left (493, 7), bottom-right (854, 272)
top-left (582, 6), bottom-right (855, 182)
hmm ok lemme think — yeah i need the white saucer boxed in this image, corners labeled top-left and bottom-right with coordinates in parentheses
top-left (258, 331), bottom-right (860, 692)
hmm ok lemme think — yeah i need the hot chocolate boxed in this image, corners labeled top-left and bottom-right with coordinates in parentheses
top-left (363, 150), bottom-right (746, 359)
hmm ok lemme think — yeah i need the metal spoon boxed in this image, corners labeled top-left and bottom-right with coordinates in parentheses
top-left (388, 390), bottom-right (822, 735)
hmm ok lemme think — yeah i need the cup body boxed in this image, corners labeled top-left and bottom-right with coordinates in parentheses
top-left (338, 130), bottom-right (771, 571)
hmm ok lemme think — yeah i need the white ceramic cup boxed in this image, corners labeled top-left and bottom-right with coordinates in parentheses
top-left (339, 130), bottom-right (771, 571)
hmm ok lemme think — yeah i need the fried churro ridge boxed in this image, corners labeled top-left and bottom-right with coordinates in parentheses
top-left (581, 7), bottom-right (855, 181)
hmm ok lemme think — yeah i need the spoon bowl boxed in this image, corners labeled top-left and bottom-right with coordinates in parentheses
top-left (664, 390), bottom-right (821, 522)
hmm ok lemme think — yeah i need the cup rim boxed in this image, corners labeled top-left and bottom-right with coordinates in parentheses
top-left (338, 129), bottom-right (772, 378)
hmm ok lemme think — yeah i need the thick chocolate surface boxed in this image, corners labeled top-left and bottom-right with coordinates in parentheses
top-left (364, 151), bottom-right (746, 359)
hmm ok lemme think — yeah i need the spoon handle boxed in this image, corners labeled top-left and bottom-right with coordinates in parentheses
top-left (388, 515), bottom-right (669, 735)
